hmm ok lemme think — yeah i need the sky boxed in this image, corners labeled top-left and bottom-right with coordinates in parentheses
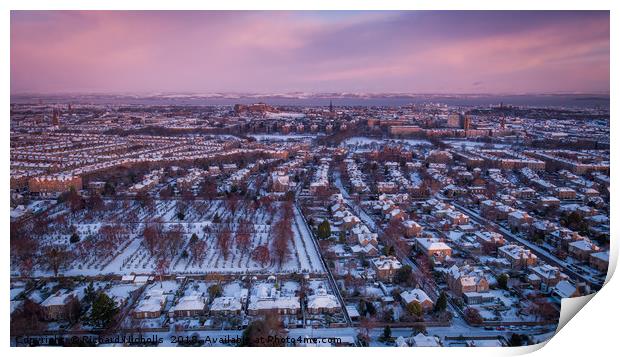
top-left (10, 11), bottom-right (610, 94)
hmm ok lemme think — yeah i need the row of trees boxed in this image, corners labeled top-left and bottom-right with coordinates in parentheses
top-left (143, 223), bottom-right (184, 257)
top-left (210, 201), bottom-right (293, 268)
top-left (271, 202), bottom-right (294, 268)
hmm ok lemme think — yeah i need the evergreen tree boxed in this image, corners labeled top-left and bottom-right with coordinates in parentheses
top-left (497, 273), bottom-right (509, 290)
top-left (70, 232), bottom-right (80, 244)
top-left (358, 300), bottom-right (368, 316)
top-left (394, 265), bottom-right (413, 285)
top-left (383, 245), bottom-right (396, 256)
top-left (317, 219), bottom-right (331, 240)
top-left (509, 333), bottom-right (525, 346)
top-left (84, 281), bottom-right (97, 305)
top-left (103, 182), bottom-right (116, 196)
top-left (339, 231), bottom-right (346, 244)
top-left (90, 292), bottom-right (118, 329)
top-left (366, 301), bottom-right (376, 316)
top-left (208, 284), bottom-right (223, 300)
top-left (407, 301), bottom-right (423, 317)
top-left (239, 315), bottom-right (286, 346)
top-left (382, 325), bottom-right (392, 341)
top-left (434, 291), bottom-right (448, 312)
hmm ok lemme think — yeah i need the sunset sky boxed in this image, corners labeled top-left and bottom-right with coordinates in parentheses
top-left (10, 11), bottom-right (610, 94)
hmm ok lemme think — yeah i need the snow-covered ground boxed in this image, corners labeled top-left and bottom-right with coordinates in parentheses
top-left (264, 112), bottom-right (306, 119)
top-left (444, 140), bottom-right (510, 149)
top-left (249, 134), bottom-right (321, 141)
top-left (18, 199), bottom-right (325, 277)
top-left (342, 137), bottom-right (432, 147)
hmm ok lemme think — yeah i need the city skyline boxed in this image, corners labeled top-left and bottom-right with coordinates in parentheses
top-left (11, 11), bottom-right (610, 94)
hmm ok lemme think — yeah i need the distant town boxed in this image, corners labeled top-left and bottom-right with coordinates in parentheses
top-left (10, 97), bottom-right (610, 347)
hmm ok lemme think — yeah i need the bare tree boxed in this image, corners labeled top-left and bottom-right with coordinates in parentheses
top-left (188, 233), bottom-right (208, 263)
top-left (236, 231), bottom-right (252, 253)
top-left (217, 229), bottom-right (232, 260)
top-left (42, 245), bottom-right (71, 277)
top-left (252, 244), bottom-right (270, 267)
top-left (271, 216), bottom-right (292, 268)
top-left (142, 224), bottom-right (161, 255)
top-left (357, 318), bottom-right (377, 346)
top-left (155, 256), bottom-right (170, 287)
top-left (165, 225), bottom-right (185, 256)
top-left (19, 257), bottom-right (34, 279)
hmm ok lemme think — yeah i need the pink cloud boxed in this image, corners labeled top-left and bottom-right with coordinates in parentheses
top-left (10, 11), bottom-right (609, 94)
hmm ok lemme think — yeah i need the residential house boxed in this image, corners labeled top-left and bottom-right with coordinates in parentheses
top-left (41, 290), bottom-right (77, 321)
top-left (498, 244), bottom-right (537, 269)
top-left (247, 286), bottom-right (300, 316)
top-left (507, 211), bottom-right (533, 231)
top-left (402, 220), bottom-right (423, 238)
top-left (446, 265), bottom-right (490, 296)
top-left (209, 297), bottom-right (243, 316)
top-left (307, 288), bottom-right (340, 314)
top-left (415, 237), bottom-right (452, 263)
top-left (568, 239), bottom-right (600, 262)
top-left (171, 295), bottom-right (207, 318)
top-left (589, 251), bottom-right (609, 272)
top-left (371, 256), bottom-right (403, 282)
top-left (530, 264), bottom-right (566, 292)
top-left (474, 231), bottom-right (505, 252)
top-left (556, 187), bottom-right (577, 200)
top-left (400, 288), bottom-right (434, 311)
top-left (133, 289), bottom-right (167, 319)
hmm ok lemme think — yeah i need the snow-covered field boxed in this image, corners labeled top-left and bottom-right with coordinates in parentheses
top-left (17, 199), bottom-right (325, 277)
top-left (342, 137), bottom-right (432, 147)
top-left (249, 134), bottom-right (322, 141)
top-left (444, 140), bottom-right (510, 149)
top-left (264, 112), bottom-right (306, 119)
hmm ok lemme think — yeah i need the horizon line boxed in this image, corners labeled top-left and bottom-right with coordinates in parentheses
top-left (10, 91), bottom-right (611, 97)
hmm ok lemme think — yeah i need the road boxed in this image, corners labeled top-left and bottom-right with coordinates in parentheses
top-left (294, 201), bottom-right (353, 326)
top-left (448, 200), bottom-right (602, 290)
top-left (332, 170), bottom-right (459, 317)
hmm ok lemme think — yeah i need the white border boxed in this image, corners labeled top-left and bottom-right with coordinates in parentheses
top-left (3, 1), bottom-right (617, 357)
